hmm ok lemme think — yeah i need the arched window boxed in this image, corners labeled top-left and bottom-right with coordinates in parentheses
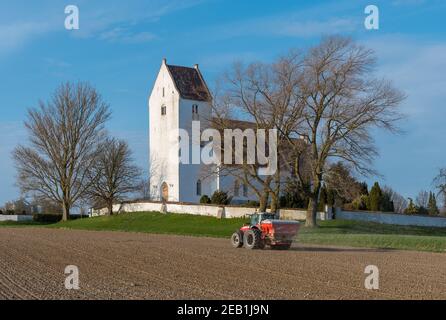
top-left (161, 105), bottom-right (167, 115)
top-left (234, 180), bottom-right (240, 197)
top-left (196, 180), bottom-right (202, 196)
top-left (161, 182), bottom-right (169, 201)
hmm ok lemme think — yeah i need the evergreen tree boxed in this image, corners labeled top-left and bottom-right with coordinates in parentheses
top-left (404, 198), bottom-right (418, 215)
top-left (428, 192), bottom-right (439, 216)
top-left (358, 182), bottom-right (369, 196)
top-left (380, 190), bottom-right (395, 212)
top-left (368, 182), bottom-right (383, 211)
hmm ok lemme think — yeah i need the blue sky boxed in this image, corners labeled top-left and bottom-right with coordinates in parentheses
top-left (0, 0), bottom-right (445, 205)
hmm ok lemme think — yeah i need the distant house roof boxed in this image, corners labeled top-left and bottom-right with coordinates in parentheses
top-left (166, 64), bottom-right (211, 102)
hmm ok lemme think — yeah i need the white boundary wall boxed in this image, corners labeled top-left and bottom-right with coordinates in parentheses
top-left (91, 201), bottom-right (446, 228)
top-left (336, 209), bottom-right (446, 228)
top-left (0, 215), bottom-right (33, 222)
top-left (91, 201), bottom-right (329, 220)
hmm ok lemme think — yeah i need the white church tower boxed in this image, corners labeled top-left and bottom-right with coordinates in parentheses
top-left (148, 59), bottom-right (217, 202)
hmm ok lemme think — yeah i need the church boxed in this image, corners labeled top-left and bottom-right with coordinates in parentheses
top-left (148, 59), bottom-right (258, 203)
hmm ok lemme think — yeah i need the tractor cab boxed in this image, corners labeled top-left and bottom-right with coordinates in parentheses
top-left (249, 213), bottom-right (277, 226)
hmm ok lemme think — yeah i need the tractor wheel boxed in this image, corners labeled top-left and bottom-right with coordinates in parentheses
top-left (243, 229), bottom-right (264, 250)
top-left (230, 230), bottom-right (244, 248)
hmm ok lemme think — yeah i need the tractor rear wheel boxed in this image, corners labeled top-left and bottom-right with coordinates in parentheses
top-left (231, 230), bottom-right (244, 248)
top-left (243, 229), bottom-right (264, 250)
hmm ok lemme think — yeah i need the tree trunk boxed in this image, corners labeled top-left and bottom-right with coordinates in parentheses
top-left (62, 203), bottom-right (70, 221)
top-left (306, 196), bottom-right (318, 227)
top-left (107, 200), bottom-right (113, 216)
top-left (259, 192), bottom-right (269, 212)
top-left (270, 194), bottom-right (279, 213)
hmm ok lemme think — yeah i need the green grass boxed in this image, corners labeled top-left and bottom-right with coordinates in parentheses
top-left (2, 212), bottom-right (446, 252)
top-left (0, 220), bottom-right (50, 227)
top-left (51, 212), bottom-right (248, 238)
top-left (299, 219), bottom-right (446, 253)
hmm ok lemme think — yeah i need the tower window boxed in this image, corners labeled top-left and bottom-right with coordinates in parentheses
top-left (196, 180), bottom-right (202, 196)
top-left (192, 104), bottom-right (199, 120)
top-left (161, 105), bottom-right (167, 115)
top-left (162, 87), bottom-right (165, 97)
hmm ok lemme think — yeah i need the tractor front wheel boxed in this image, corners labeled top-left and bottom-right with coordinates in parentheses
top-left (231, 230), bottom-right (244, 248)
top-left (243, 229), bottom-right (264, 250)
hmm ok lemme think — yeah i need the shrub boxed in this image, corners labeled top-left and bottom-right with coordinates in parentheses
top-left (345, 195), bottom-right (369, 211)
top-left (210, 190), bottom-right (231, 205)
top-left (69, 214), bottom-right (90, 220)
top-left (280, 191), bottom-right (308, 209)
top-left (200, 195), bottom-right (211, 204)
top-left (33, 214), bottom-right (63, 223)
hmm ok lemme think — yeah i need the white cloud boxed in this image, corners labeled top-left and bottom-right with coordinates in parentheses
top-left (364, 35), bottom-right (446, 116)
top-left (391, 0), bottom-right (426, 6)
top-left (213, 15), bottom-right (358, 39)
top-left (0, 21), bottom-right (52, 54)
top-left (0, 0), bottom-right (208, 55)
top-left (204, 0), bottom-right (360, 40)
top-left (266, 17), bottom-right (358, 38)
top-left (361, 35), bottom-right (446, 197)
top-left (71, 0), bottom-right (207, 39)
top-left (99, 27), bottom-right (156, 44)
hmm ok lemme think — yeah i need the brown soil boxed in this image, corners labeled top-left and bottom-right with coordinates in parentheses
top-left (0, 228), bottom-right (445, 300)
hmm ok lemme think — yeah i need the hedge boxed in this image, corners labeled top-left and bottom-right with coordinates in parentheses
top-left (33, 214), bottom-right (63, 223)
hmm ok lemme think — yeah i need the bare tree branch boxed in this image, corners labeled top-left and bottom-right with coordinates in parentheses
top-left (13, 82), bottom-right (111, 221)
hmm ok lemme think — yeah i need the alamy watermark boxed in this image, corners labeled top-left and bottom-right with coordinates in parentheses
top-left (364, 265), bottom-right (379, 290)
top-left (364, 5), bottom-right (379, 30)
top-left (65, 5), bottom-right (79, 30)
top-left (65, 265), bottom-right (80, 290)
top-left (168, 121), bottom-right (278, 176)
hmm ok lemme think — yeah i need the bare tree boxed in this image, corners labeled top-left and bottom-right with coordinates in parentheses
top-left (382, 186), bottom-right (407, 213)
top-left (285, 36), bottom-right (405, 227)
top-left (323, 162), bottom-right (363, 203)
top-left (211, 50), bottom-right (306, 212)
top-left (434, 168), bottom-right (446, 213)
top-left (415, 190), bottom-right (429, 209)
top-left (214, 36), bottom-right (404, 225)
top-left (3, 198), bottom-right (33, 215)
top-left (87, 138), bottom-right (141, 215)
top-left (31, 196), bottom-right (61, 215)
top-left (13, 82), bottom-right (111, 221)
top-left (137, 177), bottom-right (151, 200)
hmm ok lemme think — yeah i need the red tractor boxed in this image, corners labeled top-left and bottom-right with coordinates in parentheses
top-left (231, 213), bottom-right (300, 250)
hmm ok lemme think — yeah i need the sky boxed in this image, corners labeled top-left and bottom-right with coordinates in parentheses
top-left (0, 0), bottom-right (445, 205)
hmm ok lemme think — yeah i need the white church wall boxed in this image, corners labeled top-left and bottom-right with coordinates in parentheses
top-left (178, 97), bottom-right (216, 203)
